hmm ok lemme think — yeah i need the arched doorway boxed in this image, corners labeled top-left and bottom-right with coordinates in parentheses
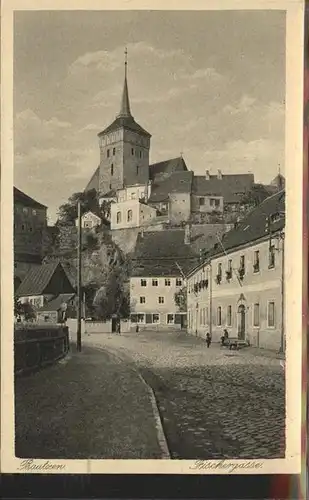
top-left (237, 305), bottom-right (246, 340)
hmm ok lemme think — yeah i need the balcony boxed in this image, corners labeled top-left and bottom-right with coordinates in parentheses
top-left (253, 262), bottom-right (260, 273)
top-left (226, 270), bottom-right (232, 281)
top-left (238, 267), bottom-right (245, 280)
top-left (215, 274), bottom-right (222, 285)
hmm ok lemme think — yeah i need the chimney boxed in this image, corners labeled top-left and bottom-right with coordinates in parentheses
top-left (205, 170), bottom-right (210, 180)
top-left (217, 169), bottom-right (222, 180)
top-left (184, 223), bottom-right (191, 245)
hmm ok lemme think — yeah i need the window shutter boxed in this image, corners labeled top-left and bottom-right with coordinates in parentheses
top-left (146, 314), bottom-right (152, 324)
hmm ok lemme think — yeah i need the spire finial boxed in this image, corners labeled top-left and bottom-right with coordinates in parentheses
top-left (125, 46), bottom-right (128, 78)
top-left (117, 46), bottom-right (132, 119)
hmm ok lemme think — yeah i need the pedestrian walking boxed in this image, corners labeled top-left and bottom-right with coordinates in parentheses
top-left (206, 332), bottom-right (211, 348)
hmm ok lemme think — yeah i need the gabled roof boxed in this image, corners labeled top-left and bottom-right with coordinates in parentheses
top-left (192, 173), bottom-right (254, 202)
top-left (149, 157), bottom-right (188, 181)
top-left (148, 171), bottom-right (193, 203)
top-left (38, 293), bottom-right (75, 312)
top-left (16, 260), bottom-right (69, 296)
top-left (131, 229), bottom-right (199, 277)
top-left (98, 116), bottom-right (151, 137)
top-left (205, 190), bottom-right (285, 260)
top-left (14, 187), bottom-right (47, 209)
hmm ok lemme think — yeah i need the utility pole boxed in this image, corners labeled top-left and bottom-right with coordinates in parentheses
top-left (280, 232), bottom-right (285, 353)
top-left (76, 201), bottom-right (82, 352)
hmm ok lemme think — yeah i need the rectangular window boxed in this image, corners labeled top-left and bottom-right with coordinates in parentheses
top-left (268, 302), bottom-right (275, 327)
top-left (199, 197), bottom-right (205, 206)
top-left (253, 303), bottom-right (260, 327)
top-left (158, 296), bottom-right (164, 304)
top-left (131, 192), bottom-right (136, 199)
top-left (23, 207), bottom-right (28, 214)
top-left (176, 278), bottom-right (182, 287)
top-left (113, 147), bottom-right (116, 156)
top-left (107, 149), bottom-right (110, 158)
top-left (217, 306), bottom-right (222, 326)
top-left (141, 279), bottom-right (147, 287)
top-left (165, 279), bottom-right (171, 286)
top-left (136, 314), bottom-right (144, 323)
top-left (269, 245), bottom-right (275, 268)
top-left (253, 250), bottom-right (260, 272)
top-left (111, 164), bottom-right (114, 176)
top-left (136, 165), bottom-right (139, 175)
top-left (139, 151), bottom-right (142, 158)
top-left (153, 314), bottom-right (160, 323)
top-left (227, 305), bottom-right (232, 326)
top-left (167, 314), bottom-right (174, 324)
top-left (131, 148), bottom-right (134, 155)
top-left (140, 296), bottom-right (145, 304)
top-left (152, 279), bottom-right (158, 286)
top-left (215, 199), bottom-right (220, 207)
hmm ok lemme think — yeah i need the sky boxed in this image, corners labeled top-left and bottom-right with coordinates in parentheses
top-left (14, 10), bottom-right (286, 223)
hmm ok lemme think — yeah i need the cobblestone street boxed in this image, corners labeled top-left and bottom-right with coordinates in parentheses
top-left (83, 330), bottom-right (285, 459)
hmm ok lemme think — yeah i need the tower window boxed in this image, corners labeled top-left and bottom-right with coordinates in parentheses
top-left (113, 148), bottom-right (116, 156)
top-left (107, 149), bottom-right (110, 158)
top-left (111, 164), bottom-right (114, 176)
top-left (131, 148), bottom-right (134, 155)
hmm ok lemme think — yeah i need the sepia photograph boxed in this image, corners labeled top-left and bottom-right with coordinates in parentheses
top-left (1, 0), bottom-right (304, 475)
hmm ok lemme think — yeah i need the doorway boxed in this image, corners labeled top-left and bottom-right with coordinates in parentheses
top-left (111, 317), bottom-right (117, 333)
top-left (237, 305), bottom-right (246, 340)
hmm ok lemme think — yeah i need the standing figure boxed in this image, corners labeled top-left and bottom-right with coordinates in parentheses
top-left (117, 321), bottom-right (121, 335)
top-left (206, 332), bottom-right (211, 348)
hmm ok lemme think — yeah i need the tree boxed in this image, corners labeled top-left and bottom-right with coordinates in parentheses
top-left (14, 297), bottom-right (36, 321)
top-left (56, 188), bottom-right (101, 225)
top-left (240, 184), bottom-right (270, 208)
top-left (174, 286), bottom-right (187, 312)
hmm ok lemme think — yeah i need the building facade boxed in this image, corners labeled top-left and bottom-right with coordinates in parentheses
top-left (75, 211), bottom-right (102, 230)
top-left (187, 191), bottom-right (285, 351)
top-left (110, 199), bottom-right (157, 230)
top-left (130, 275), bottom-right (186, 329)
top-left (130, 229), bottom-right (199, 330)
top-left (14, 187), bottom-right (48, 286)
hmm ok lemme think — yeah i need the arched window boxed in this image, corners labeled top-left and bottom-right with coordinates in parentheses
top-left (116, 211), bottom-right (121, 224)
top-left (127, 209), bottom-right (133, 222)
top-left (111, 164), bottom-right (114, 176)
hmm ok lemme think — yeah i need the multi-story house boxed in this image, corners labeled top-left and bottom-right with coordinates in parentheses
top-left (14, 187), bottom-right (47, 288)
top-left (187, 190), bottom-right (285, 352)
top-left (130, 227), bottom-right (199, 330)
top-left (110, 198), bottom-right (157, 230)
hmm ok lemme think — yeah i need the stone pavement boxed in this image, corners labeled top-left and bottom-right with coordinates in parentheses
top-left (15, 345), bottom-right (164, 459)
top-left (83, 330), bottom-right (285, 460)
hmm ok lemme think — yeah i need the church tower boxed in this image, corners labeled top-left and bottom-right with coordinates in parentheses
top-left (97, 49), bottom-right (151, 195)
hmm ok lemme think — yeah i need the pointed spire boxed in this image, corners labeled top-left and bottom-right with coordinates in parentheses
top-left (117, 47), bottom-right (132, 119)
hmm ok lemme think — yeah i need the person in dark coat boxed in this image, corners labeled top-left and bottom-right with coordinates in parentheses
top-left (206, 332), bottom-right (211, 348)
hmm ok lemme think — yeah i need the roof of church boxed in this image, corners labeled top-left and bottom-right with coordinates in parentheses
top-left (192, 173), bottom-right (254, 202)
top-left (149, 157), bottom-right (188, 181)
top-left (14, 187), bottom-right (47, 209)
top-left (148, 171), bottom-right (193, 203)
top-left (98, 116), bottom-right (151, 137)
top-left (98, 58), bottom-right (151, 138)
top-left (85, 166), bottom-right (100, 193)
